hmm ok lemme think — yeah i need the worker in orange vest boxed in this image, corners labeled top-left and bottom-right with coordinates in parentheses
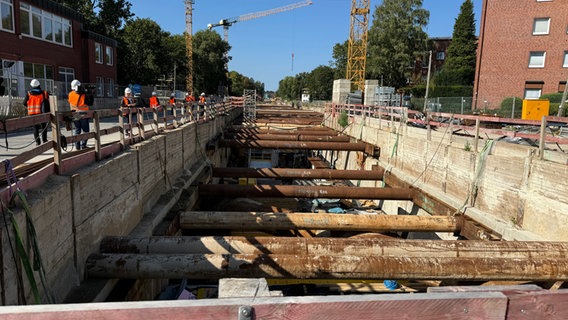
top-left (199, 92), bottom-right (206, 104)
top-left (68, 79), bottom-right (92, 150)
top-left (23, 79), bottom-right (50, 146)
top-left (149, 91), bottom-right (161, 110)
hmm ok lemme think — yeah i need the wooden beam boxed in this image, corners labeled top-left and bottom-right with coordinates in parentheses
top-left (178, 212), bottom-right (460, 233)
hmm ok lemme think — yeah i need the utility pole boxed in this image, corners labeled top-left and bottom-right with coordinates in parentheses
top-left (173, 62), bottom-right (177, 94)
top-left (423, 51), bottom-right (432, 112)
top-left (557, 76), bottom-right (568, 117)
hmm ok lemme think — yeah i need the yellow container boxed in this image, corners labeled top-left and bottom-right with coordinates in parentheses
top-left (522, 99), bottom-right (549, 120)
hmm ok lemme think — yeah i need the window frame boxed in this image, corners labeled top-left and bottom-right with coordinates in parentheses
top-left (105, 46), bottom-right (113, 66)
top-left (435, 51), bottom-right (445, 61)
top-left (0, 0), bottom-right (14, 33)
top-left (95, 42), bottom-right (103, 64)
top-left (563, 51), bottom-right (568, 68)
top-left (106, 78), bottom-right (114, 97)
top-left (19, 3), bottom-right (72, 47)
top-left (528, 51), bottom-right (546, 68)
top-left (532, 18), bottom-right (551, 35)
top-left (95, 76), bottom-right (104, 97)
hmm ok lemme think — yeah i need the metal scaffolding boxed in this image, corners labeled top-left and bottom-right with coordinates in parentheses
top-left (243, 89), bottom-right (257, 121)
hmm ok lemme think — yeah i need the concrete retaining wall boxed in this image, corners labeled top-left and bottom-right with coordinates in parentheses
top-left (323, 111), bottom-right (568, 242)
top-left (0, 113), bottom-right (238, 305)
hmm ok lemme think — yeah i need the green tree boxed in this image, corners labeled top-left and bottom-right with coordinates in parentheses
top-left (306, 65), bottom-right (334, 100)
top-left (227, 71), bottom-right (265, 97)
top-left (192, 30), bottom-right (230, 95)
top-left (97, 0), bottom-right (134, 38)
top-left (331, 40), bottom-right (349, 80)
top-left (161, 34), bottom-right (188, 91)
top-left (120, 18), bottom-right (167, 84)
top-left (433, 0), bottom-right (477, 86)
top-left (367, 0), bottom-right (429, 89)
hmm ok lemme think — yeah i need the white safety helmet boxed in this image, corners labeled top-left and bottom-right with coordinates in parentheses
top-left (152, 91), bottom-right (156, 96)
top-left (185, 92), bottom-right (189, 96)
top-left (30, 79), bottom-right (40, 88)
top-left (71, 79), bottom-right (81, 91)
top-left (200, 92), bottom-right (205, 96)
top-left (125, 88), bottom-right (132, 95)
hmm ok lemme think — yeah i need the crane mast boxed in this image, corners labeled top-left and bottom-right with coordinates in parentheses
top-left (184, 0), bottom-right (194, 93)
top-left (346, 0), bottom-right (370, 92)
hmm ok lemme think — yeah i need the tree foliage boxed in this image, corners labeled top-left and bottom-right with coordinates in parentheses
top-left (433, 0), bottom-right (477, 86)
top-left (192, 30), bottom-right (230, 94)
top-left (366, 0), bottom-right (429, 89)
top-left (228, 71), bottom-right (265, 97)
top-left (331, 40), bottom-right (349, 80)
top-left (306, 65), bottom-right (334, 100)
top-left (119, 18), bottom-right (167, 84)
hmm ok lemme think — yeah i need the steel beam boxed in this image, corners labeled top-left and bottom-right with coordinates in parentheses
top-left (86, 253), bottom-right (568, 280)
top-left (211, 168), bottom-right (384, 180)
top-left (224, 133), bottom-right (350, 142)
top-left (178, 212), bottom-right (460, 232)
top-left (100, 236), bottom-right (568, 259)
top-left (198, 184), bottom-right (415, 200)
top-left (219, 139), bottom-right (370, 152)
top-left (228, 129), bottom-right (338, 136)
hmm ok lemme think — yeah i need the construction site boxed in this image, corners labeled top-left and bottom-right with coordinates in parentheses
top-left (1, 0), bottom-right (568, 319)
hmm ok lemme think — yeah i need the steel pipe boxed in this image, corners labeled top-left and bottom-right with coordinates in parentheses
top-left (211, 168), bottom-right (384, 180)
top-left (178, 211), bottom-right (455, 232)
top-left (99, 236), bottom-right (568, 259)
top-left (86, 253), bottom-right (568, 280)
top-left (198, 184), bottom-right (415, 200)
top-left (224, 133), bottom-right (350, 142)
top-left (219, 139), bottom-right (368, 151)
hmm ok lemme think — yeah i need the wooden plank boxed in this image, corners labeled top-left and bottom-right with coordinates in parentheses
top-left (506, 290), bottom-right (568, 319)
top-left (0, 292), bottom-right (508, 320)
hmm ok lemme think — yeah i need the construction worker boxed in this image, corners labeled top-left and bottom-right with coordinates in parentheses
top-left (68, 79), bottom-right (92, 150)
top-left (199, 92), bottom-right (206, 104)
top-left (149, 91), bottom-right (161, 110)
top-left (121, 88), bottom-right (136, 134)
top-left (169, 93), bottom-right (176, 106)
top-left (23, 79), bottom-right (50, 146)
top-left (185, 92), bottom-right (195, 104)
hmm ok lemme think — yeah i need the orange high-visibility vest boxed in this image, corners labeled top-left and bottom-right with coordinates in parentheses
top-left (150, 96), bottom-right (159, 108)
top-left (169, 97), bottom-right (175, 105)
top-left (199, 96), bottom-right (206, 104)
top-left (68, 91), bottom-right (89, 111)
top-left (26, 91), bottom-right (47, 115)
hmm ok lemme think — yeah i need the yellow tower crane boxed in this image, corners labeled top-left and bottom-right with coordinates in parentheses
top-left (207, 0), bottom-right (313, 43)
top-left (346, 0), bottom-right (370, 92)
top-left (184, 0), bottom-right (194, 93)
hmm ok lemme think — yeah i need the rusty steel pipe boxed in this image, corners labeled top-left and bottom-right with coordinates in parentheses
top-left (99, 236), bottom-right (568, 259)
top-left (219, 139), bottom-right (368, 151)
top-left (211, 168), bottom-right (384, 180)
top-left (179, 212), bottom-right (460, 233)
top-left (253, 119), bottom-right (323, 125)
top-left (227, 129), bottom-right (338, 136)
top-left (199, 184), bottom-right (415, 200)
top-left (86, 253), bottom-right (568, 281)
top-left (225, 133), bottom-right (350, 142)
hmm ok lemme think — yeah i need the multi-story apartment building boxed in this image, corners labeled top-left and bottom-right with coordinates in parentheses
top-left (0, 0), bottom-right (117, 99)
top-left (474, 0), bottom-right (567, 110)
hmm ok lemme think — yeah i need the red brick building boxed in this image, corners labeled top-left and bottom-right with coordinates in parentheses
top-left (0, 0), bottom-right (117, 99)
top-left (474, 0), bottom-right (568, 110)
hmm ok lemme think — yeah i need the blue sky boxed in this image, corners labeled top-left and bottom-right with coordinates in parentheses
top-left (129, 0), bottom-right (483, 91)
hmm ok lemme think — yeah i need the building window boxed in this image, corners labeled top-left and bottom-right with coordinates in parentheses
top-left (58, 67), bottom-right (74, 94)
top-left (95, 43), bottom-right (103, 64)
top-left (23, 62), bottom-right (54, 92)
top-left (559, 81), bottom-right (566, 93)
top-left (435, 51), bottom-right (445, 60)
top-left (533, 18), bottom-right (550, 35)
top-left (95, 76), bottom-right (104, 97)
top-left (524, 81), bottom-right (544, 99)
top-left (19, 3), bottom-right (72, 47)
top-left (528, 52), bottom-right (546, 68)
top-left (0, 0), bottom-right (14, 32)
top-left (105, 46), bottom-right (113, 66)
top-left (564, 51), bottom-right (568, 68)
top-left (106, 78), bottom-right (114, 97)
